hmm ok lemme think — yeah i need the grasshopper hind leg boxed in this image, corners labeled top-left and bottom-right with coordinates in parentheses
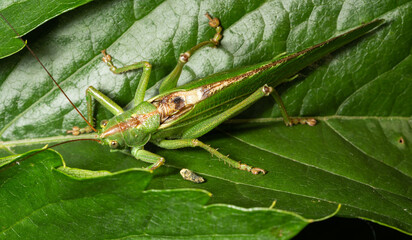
top-left (68, 49), bottom-right (154, 136)
top-left (67, 86), bottom-right (125, 135)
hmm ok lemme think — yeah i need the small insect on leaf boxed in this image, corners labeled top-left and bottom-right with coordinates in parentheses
top-left (180, 168), bottom-right (205, 183)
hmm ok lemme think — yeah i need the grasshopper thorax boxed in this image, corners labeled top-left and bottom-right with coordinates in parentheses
top-left (98, 102), bottom-right (160, 150)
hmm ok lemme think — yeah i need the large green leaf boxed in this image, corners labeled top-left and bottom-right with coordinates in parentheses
top-left (0, 0), bottom-right (93, 58)
top-left (0, 0), bottom-right (411, 237)
top-left (0, 150), bottom-right (310, 239)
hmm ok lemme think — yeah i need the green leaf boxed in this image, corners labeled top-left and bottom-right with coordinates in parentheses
top-left (0, 150), bottom-right (310, 239)
top-left (0, 0), bottom-right (411, 237)
top-left (0, 0), bottom-right (93, 58)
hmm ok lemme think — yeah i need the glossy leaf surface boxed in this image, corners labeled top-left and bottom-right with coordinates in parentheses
top-left (0, 0), bottom-right (411, 236)
top-left (0, 0), bottom-right (93, 58)
top-left (0, 150), bottom-right (309, 239)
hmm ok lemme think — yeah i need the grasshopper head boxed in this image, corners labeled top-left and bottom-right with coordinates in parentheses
top-left (98, 102), bottom-right (161, 150)
top-left (98, 118), bottom-right (127, 150)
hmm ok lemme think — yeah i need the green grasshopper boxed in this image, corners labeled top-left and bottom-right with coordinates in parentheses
top-left (1, 13), bottom-right (383, 175)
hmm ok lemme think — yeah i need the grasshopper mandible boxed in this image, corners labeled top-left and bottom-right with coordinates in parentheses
top-left (1, 13), bottom-right (383, 176)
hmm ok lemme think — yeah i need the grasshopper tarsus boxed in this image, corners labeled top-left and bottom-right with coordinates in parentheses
top-left (146, 157), bottom-right (165, 171)
top-left (286, 118), bottom-right (317, 127)
top-left (270, 88), bottom-right (317, 127)
top-left (67, 126), bottom-right (94, 136)
top-left (101, 49), bottom-right (112, 63)
top-left (101, 49), bottom-right (117, 73)
top-left (239, 163), bottom-right (267, 175)
top-left (204, 13), bottom-right (222, 45)
top-left (306, 118), bottom-right (317, 126)
top-left (251, 168), bottom-right (267, 175)
top-left (205, 12), bottom-right (220, 28)
top-left (67, 126), bottom-right (80, 136)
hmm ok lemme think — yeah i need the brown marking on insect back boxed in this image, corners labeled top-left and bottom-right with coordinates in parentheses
top-left (173, 96), bottom-right (184, 109)
top-left (100, 119), bottom-right (140, 138)
top-left (208, 19), bottom-right (377, 84)
top-left (199, 77), bottom-right (240, 99)
top-left (152, 90), bottom-right (198, 122)
top-left (100, 110), bottom-right (159, 138)
top-left (399, 137), bottom-right (405, 144)
top-left (151, 74), bottom-right (253, 123)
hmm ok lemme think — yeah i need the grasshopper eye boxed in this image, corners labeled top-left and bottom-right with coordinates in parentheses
top-left (100, 120), bottom-right (108, 128)
top-left (110, 140), bottom-right (118, 149)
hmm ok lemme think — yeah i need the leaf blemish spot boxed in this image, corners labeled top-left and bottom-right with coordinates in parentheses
top-left (398, 137), bottom-right (405, 144)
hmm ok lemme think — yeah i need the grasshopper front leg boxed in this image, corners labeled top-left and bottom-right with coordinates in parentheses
top-left (101, 52), bottom-right (152, 105)
top-left (67, 86), bottom-right (125, 135)
top-left (131, 148), bottom-right (165, 171)
top-left (68, 58), bottom-right (153, 135)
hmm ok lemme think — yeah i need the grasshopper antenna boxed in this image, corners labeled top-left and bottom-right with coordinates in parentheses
top-left (0, 13), bottom-right (97, 132)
